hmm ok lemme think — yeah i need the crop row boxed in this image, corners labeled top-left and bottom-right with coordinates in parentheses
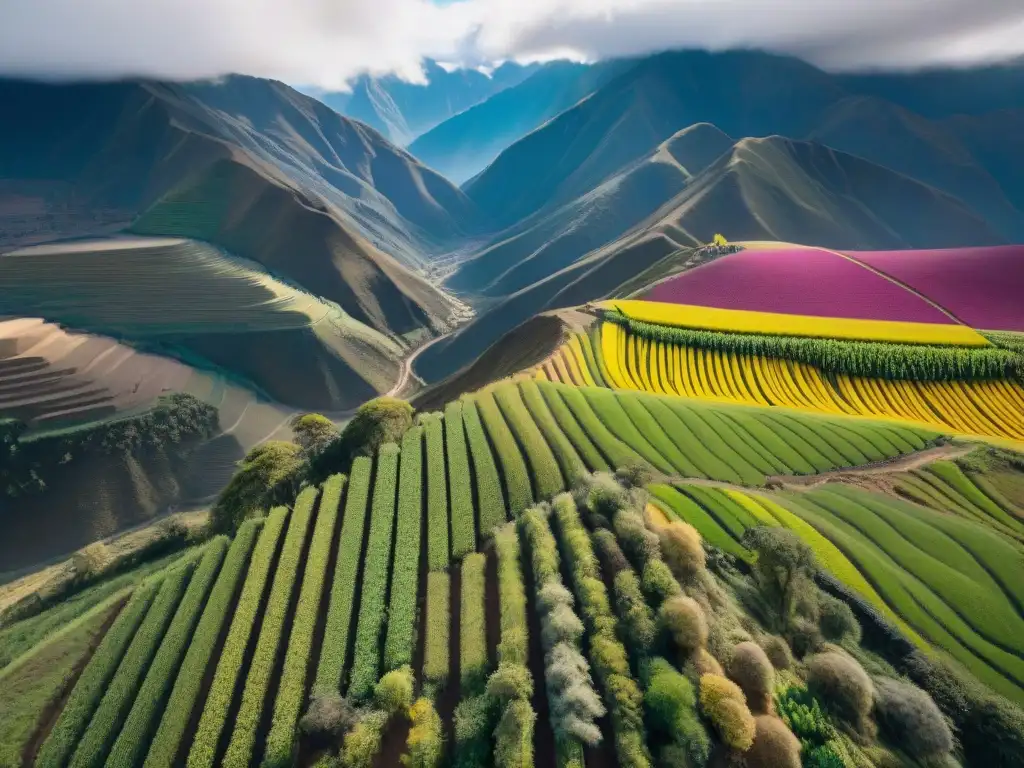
top-left (472, 391), bottom-right (533, 519)
top-left (519, 379), bottom-right (589, 487)
top-left (107, 538), bottom-right (229, 768)
top-left (36, 580), bottom-right (161, 768)
top-left (222, 487), bottom-right (318, 767)
top-left (264, 478), bottom-right (343, 768)
top-left (314, 461), bottom-right (369, 696)
top-left (424, 414), bottom-right (449, 571)
top-left (460, 399), bottom-right (503, 544)
top-left (447, 401), bottom-right (481, 558)
top-left (424, 571), bottom-right (450, 687)
top-left (588, 319), bottom-right (1024, 441)
top-left (71, 559), bottom-right (196, 767)
top-left (550, 495), bottom-right (650, 768)
top-left (384, 427), bottom-right (424, 671)
top-left (188, 506), bottom-right (290, 768)
top-left (461, 553), bottom-right (488, 693)
top-left (493, 383), bottom-right (566, 500)
top-left (493, 523), bottom-right (528, 665)
top-left (143, 520), bottom-right (263, 768)
top-left (348, 444), bottom-right (400, 701)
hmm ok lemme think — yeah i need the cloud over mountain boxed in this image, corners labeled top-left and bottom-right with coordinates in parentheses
top-left (1, 0), bottom-right (1022, 86)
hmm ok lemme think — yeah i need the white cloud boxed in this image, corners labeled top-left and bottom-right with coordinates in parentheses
top-left (0, 0), bottom-right (1021, 87)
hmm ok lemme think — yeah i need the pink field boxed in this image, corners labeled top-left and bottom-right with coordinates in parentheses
top-left (646, 247), bottom-right (954, 323)
top-left (850, 246), bottom-right (1024, 332)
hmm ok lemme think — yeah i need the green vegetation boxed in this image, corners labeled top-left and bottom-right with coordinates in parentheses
top-left (384, 428), bottom-right (423, 672)
top-left (494, 524), bottom-right (529, 665)
top-left (461, 553), bottom-right (488, 693)
top-left (473, 390), bottom-right (533, 519)
top-left (581, 388), bottom-right (674, 474)
top-left (536, 380), bottom-right (610, 472)
top-left (212, 441), bottom-right (305, 533)
top-left (451, 400), bottom-right (487, 556)
top-left (424, 572), bottom-right (450, 689)
top-left (223, 489), bottom-right (318, 767)
top-left (606, 309), bottom-right (1024, 380)
top-left (264, 483), bottom-right (341, 768)
top-left (107, 539), bottom-right (228, 767)
top-left (423, 414), bottom-right (450, 571)
top-left (556, 385), bottom-right (644, 469)
top-left (494, 383), bottom-right (566, 498)
top-left (36, 580), bottom-right (160, 768)
top-left (348, 444), bottom-right (400, 701)
top-left (144, 521), bottom-right (262, 768)
top-left (70, 559), bottom-right (195, 767)
top-left (314, 465), bottom-right (367, 696)
top-left (521, 379), bottom-right (589, 487)
top-left (188, 507), bottom-right (289, 768)
top-left (313, 397), bottom-right (413, 476)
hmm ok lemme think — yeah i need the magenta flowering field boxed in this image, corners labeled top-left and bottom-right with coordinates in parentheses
top-left (645, 246), bottom-right (954, 323)
top-left (851, 246), bottom-right (1024, 332)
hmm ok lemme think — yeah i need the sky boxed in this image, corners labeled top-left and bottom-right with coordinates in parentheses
top-left (0, 0), bottom-right (1022, 88)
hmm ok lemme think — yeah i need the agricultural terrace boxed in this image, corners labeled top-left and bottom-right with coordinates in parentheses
top-left (536, 316), bottom-right (1024, 442)
top-left (11, 380), bottom-right (955, 767)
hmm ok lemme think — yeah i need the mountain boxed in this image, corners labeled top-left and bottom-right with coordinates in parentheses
top-left (416, 132), bottom-right (1002, 382)
top-left (408, 60), bottom-right (628, 183)
top-left (316, 59), bottom-right (539, 145)
top-left (462, 50), bottom-right (1024, 240)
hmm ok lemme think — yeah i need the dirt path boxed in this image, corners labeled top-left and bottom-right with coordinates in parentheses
top-left (387, 331), bottom-right (453, 400)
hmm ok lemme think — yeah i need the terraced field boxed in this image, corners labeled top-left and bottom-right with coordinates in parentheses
top-left (537, 318), bottom-right (1024, 443)
top-left (0, 237), bottom-right (404, 409)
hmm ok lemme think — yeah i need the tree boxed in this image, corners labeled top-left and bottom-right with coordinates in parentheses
top-left (291, 413), bottom-right (339, 457)
top-left (742, 527), bottom-right (817, 634)
top-left (312, 397), bottom-right (414, 477)
top-left (712, 234), bottom-right (728, 246)
top-left (210, 441), bottom-right (304, 533)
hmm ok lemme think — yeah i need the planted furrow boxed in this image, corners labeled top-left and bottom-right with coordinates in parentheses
top-left (473, 390), bottom-right (533, 520)
top-left (423, 414), bottom-right (450, 571)
top-left (494, 382), bottom-right (565, 500)
top-left (144, 520), bottom-right (263, 768)
top-left (460, 553), bottom-right (488, 693)
top-left (448, 400), bottom-right (486, 557)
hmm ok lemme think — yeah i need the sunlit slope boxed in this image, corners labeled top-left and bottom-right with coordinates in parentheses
top-left (0, 237), bottom-right (402, 409)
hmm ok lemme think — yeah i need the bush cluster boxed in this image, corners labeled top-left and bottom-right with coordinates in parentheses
top-left (698, 674), bottom-right (756, 751)
top-left (873, 677), bottom-right (953, 759)
top-left (658, 521), bottom-right (705, 584)
top-left (644, 657), bottom-right (710, 766)
top-left (404, 698), bottom-right (444, 768)
top-left (726, 642), bottom-right (775, 715)
top-left (806, 652), bottom-right (874, 735)
top-left (660, 595), bottom-right (708, 656)
top-left (745, 715), bottom-right (801, 768)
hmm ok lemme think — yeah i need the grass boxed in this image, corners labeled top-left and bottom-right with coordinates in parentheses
top-left (557, 385), bottom-right (644, 470)
top-left (0, 593), bottom-right (127, 768)
top-left (519, 379), bottom-right (589, 488)
top-left (535, 380), bottom-right (610, 472)
top-left (617, 393), bottom-right (704, 476)
top-left (187, 507), bottom-right (290, 768)
top-left (581, 387), bottom-right (674, 474)
top-left (347, 445), bottom-right (400, 702)
top-left (222, 488), bottom-right (318, 767)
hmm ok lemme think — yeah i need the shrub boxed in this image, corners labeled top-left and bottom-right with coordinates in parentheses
top-left (641, 559), bottom-right (681, 607)
top-left (806, 652), bottom-right (874, 733)
top-left (487, 663), bottom-right (534, 706)
top-left (757, 635), bottom-right (793, 671)
top-left (644, 658), bottom-right (711, 766)
top-left (746, 716), bottom-right (801, 768)
top-left (73, 542), bottom-right (111, 580)
top-left (661, 596), bottom-right (708, 655)
top-left (211, 441), bottom-right (304, 533)
top-left (338, 397), bottom-right (413, 461)
top-left (727, 642), bottom-right (775, 715)
top-left (299, 694), bottom-right (358, 744)
top-left (375, 666), bottom-right (414, 716)
top-left (546, 643), bottom-right (605, 745)
top-left (614, 509), bottom-right (660, 569)
top-left (658, 522), bottom-right (705, 583)
top-left (788, 617), bottom-right (823, 658)
top-left (692, 648), bottom-right (724, 677)
top-left (612, 570), bottom-right (656, 660)
top-left (593, 529), bottom-right (631, 577)
top-left (616, 460), bottom-right (654, 489)
top-left (494, 699), bottom-right (536, 768)
top-left (775, 683), bottom-right (837, 748)
top-left (292, 413), bottom-right (339, 456)
top-left (404, 698), bottom-right (444, 768)
top-left (453, 694), bottom-right (496, 768)
top-left (741, 526), bottom-right (817, 633)
top-left (699, 674), bottom-right (756, 751)
top-left (873, 678), bottom-right (953, 758)
top-left (584, 472), bottom-right (630, 519)
top-left (818, 594), bottom-right (861, 645)
top-left (341, 710), bottom-right (388, 768)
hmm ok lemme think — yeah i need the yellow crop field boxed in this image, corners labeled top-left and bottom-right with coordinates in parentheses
top-left (537, 325), bottom-right (1024, 443)
top-left (603, 300), bottom-right (990, 347)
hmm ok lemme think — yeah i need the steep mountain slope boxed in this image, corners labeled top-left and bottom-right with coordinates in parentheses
top-left (462, 50), bottom-right (1024, 240)
top-left (0, 76), bottom-right (475, 339)
top-left (408, 60), bottom-right (628, 183)
top-left (317, 60), bottom-right (538, 145)
top-left (418, 134), bottom-right (1001, 382)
